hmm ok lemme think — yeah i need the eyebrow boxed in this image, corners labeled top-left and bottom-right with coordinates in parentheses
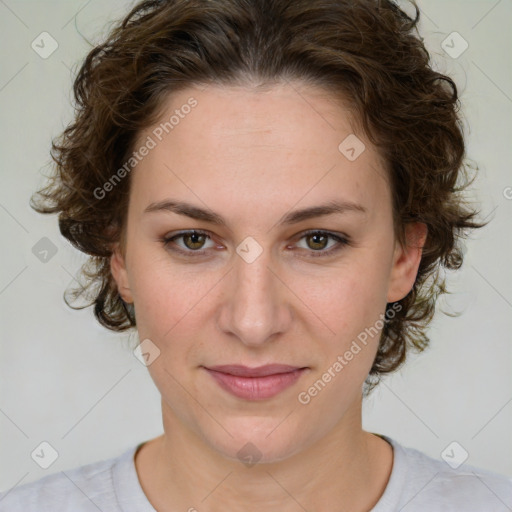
top-left (143, 199), bottom-right (367, 226)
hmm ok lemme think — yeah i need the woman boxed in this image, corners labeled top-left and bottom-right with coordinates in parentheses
top-left (1, 0), bottom-right (511, 510)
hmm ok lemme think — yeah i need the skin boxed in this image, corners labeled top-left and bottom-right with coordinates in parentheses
top-left (111, 81), bottom-right (427, 511)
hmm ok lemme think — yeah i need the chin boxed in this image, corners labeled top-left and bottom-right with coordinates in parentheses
top-left (203, 415), bottom-right (312, 466)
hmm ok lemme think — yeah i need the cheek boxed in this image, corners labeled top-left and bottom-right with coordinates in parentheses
top-left (292, 259), bottom-right (392, 395)
top-left (128, 254), bottom-right (222, 357)
top-left (295, 260), bottom-right (391, 335)
top-left (294, 274), bottom-right (388, 412)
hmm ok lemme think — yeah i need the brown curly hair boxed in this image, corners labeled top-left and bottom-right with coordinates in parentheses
top-left (30, 0), bottom-right (484, 389)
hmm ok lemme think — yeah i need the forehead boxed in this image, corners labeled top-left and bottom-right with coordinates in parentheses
top-left (129, 82), bottom-right (390, 220)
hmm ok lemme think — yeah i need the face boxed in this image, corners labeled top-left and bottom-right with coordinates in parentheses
top-left (111, 82), bottom-right (424, 463)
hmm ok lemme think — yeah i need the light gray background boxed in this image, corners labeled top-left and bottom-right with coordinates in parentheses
top-left (1, 0), bottom-right (511, 492)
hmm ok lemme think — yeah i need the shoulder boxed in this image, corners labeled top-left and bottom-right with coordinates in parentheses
top-left (378, 436), bottom-right (512, 512)
top-left (0, 445), bottom-right (138, 512)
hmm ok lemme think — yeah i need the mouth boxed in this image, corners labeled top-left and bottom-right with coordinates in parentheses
top-left (202, 364), bottom-right (308, 400)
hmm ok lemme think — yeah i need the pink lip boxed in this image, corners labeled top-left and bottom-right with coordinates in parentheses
top-left (203, 364), bottom-right (307, 400)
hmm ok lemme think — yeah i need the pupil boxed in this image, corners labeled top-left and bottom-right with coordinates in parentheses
top-left (187, 233), bottom-right (204, 249)
top-left (310, 234), bottom-right (326, 250)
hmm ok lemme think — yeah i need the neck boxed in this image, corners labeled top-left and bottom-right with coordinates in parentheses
top-left (135, 400), bottom-right (393, 512)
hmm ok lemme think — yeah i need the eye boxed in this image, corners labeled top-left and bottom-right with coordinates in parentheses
top-left (161, 230), bottom-right (215, 255)
top-left (160, 229), bottom-right (349, 258)
top-left (292, 230), bottom-right (349, 258)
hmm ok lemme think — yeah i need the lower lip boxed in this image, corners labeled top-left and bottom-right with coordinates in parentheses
top-left (204, 368), bottom-right (307, 400)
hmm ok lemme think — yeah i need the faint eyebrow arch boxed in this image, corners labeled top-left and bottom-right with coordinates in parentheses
top-left (143, 199), bottom-right (367, 226)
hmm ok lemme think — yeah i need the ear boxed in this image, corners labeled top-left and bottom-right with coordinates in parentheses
top-left (387, 222), bottom-right (428, 303)
top-left (110, 245), bottom-right (134, 304)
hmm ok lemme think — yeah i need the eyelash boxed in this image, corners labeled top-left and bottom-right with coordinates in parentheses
top-left (160, 229), bottom-right (350, 258)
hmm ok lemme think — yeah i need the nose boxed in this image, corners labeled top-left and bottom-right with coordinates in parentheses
top-left (216, 244), bottom-right (292, 348)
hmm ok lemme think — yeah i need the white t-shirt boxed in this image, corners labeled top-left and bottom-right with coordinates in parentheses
top-left (1, 436), bottom-right (511, 511)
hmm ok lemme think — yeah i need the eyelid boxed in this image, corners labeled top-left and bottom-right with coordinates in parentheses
top-left (162, 229), bottom-right (217, 255)
top-left (161, 229), bottom-right (350, 258)
top-left (290, 229), bottom-right (349, 257)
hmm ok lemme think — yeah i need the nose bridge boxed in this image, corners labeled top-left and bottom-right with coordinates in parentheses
top-left (220, 242), bottom-right (288, 346)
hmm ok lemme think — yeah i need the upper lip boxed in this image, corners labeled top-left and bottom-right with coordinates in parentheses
top-left (204, 364), bottom-right (305, 377)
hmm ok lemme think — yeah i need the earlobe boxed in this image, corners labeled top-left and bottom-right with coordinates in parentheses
top-left (387, 222), bottom-right (428, 303)
top-left (110, 246), bottom-right (134, 304)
